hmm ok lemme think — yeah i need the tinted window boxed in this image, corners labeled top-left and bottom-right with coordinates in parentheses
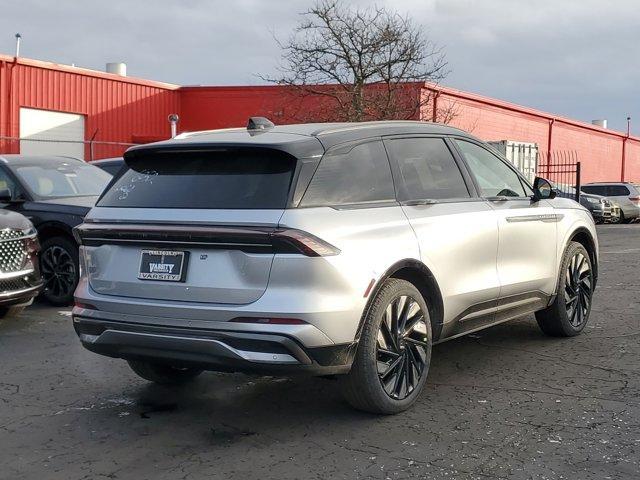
top-left (98, 163), bottom-right (124, 176)
top-left (300, 140), bottom-right (395, 207)
top-left (608, 185), bottom-right (630, 196)
top-left (581, 185), bottom-right (607, 196)
top-left (0, 168), bottom-right (18, 199)
top-left (98, 149), bottom-right (296, 209)
top-left (455, 140), bottom-right (527, 197)
top-left (385, 137), bottom-right (469, 200)
top-left (13, 161), bottom-right (112, 199)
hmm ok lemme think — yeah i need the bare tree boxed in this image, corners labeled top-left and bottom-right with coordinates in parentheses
top-left (263, 0), bottom-right (450, 123)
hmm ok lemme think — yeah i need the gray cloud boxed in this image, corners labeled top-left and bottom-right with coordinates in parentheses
top-left (1, 0), bottom-right (637, 132)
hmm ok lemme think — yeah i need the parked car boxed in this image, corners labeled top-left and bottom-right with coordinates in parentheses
top-left (581, 182), bottom-right (640, 223)
top-left (551, 183), bottom-right (613, 224)
top-left (72, 119), bottom-right (599, 414)
top-left (91, 157), bottom-right (124, 176)
top-left (0, 209), bottom-right (42, 318)
top-left (0, 155), bottom-right (112, 305)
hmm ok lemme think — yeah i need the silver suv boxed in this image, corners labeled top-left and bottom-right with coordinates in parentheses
top-left (73, 120), bottom-right (599, 414)
top-left (581, 182), bottom-right (640, 223)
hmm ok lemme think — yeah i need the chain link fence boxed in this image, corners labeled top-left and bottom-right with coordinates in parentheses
top-left (0, 136), bottom-right (139, 161)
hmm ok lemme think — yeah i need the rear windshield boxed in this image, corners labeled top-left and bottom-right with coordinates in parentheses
top-left (98, 149), bottom-right (296, 209)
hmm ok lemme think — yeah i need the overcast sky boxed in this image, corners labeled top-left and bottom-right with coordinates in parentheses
top-left (1, 0), bottom-right (638, 133)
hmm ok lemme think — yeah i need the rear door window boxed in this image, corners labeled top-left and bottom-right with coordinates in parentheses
top-left (608, 185), bottom-right (631, 196)
top-left (98, 149), bottom-right (296, 209)
top-left (300, 140), bottom-right (395, 207)
top-left (385, 137), bottom-right (470, 201)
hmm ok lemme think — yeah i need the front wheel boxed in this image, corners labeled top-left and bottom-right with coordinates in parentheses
top-left (536, 242), bottom-right (594, 337)
top-left (40, 236), bottom-right (79, 306)
top-left (340, 279), bottom-right (432, 414)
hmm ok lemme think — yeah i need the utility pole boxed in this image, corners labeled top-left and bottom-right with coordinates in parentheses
top-left (621, 116), bottom-right (631, 181)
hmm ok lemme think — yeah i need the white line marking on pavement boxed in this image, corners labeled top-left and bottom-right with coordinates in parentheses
top-left (601, 249), bottom-right (640, 254)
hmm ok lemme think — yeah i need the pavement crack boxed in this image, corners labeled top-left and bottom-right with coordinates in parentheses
top-left (473, 339), bottom-right (633, 377)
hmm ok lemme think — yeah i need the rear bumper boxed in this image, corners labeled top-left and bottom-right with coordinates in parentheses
top-left (73, 315), bottom-right (355, 375)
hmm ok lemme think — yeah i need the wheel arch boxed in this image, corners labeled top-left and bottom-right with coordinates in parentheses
top-left (567, 227), bottom-right (598, 286)
top-left (37, 221), bottom-right (75, 244)
top-left (355, 259), bottom-right (445, 342)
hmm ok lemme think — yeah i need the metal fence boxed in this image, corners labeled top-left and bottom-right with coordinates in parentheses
top-left (488, 140), bottom-right (539, 184)
top-left (537, 150), bottom-right (581, 202)
top-left (0, 136), bottom-right (138, 161)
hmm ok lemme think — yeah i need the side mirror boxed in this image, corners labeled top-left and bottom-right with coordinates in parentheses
top-left (532, 177), bottom-right (556, 201)
top-left (0, 188), bottom-right (12, 203)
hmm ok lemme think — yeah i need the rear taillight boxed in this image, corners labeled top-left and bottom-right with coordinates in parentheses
top-left (230, 317), bottom-right (307, 325)
top-left (629, 196), bottom-right (640, 206)
top-left (73, 223), bottom-right (340, 257)
top-left (73, 300), bottom-right (97, 310)
top-left (271, 229), bottom-right (340, 257)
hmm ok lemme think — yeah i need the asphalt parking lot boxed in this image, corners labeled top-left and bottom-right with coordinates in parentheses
top-left (1, 225), bottom-right (639, 480)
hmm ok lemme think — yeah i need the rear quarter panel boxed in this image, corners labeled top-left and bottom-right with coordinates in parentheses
top-left (276, 205), bottom-right (419, 344)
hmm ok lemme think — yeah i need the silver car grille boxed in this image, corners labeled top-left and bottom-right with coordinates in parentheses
top-left (0, 229), bottom-right (26, 273)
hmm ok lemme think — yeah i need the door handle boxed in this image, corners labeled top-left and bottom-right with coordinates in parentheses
top-left (486, 196), bottom-right (509, 202)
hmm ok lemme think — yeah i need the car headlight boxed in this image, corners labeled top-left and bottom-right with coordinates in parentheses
top-left (20, 227), bottom-right (39, 270)
top-left (21, 226), bottom-right (38, 238)
top-left (585, 197), bottom-right (599, 205)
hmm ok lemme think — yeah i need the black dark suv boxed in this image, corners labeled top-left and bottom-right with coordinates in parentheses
top-left (0, 155), bottom-right (112, 305)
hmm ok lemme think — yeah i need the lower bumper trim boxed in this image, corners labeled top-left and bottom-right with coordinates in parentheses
top-left (0, 283), bottom-right (43, 305)
top-left (74, 316), bottom-right (355, 375)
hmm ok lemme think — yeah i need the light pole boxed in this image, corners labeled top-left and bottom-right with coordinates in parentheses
top-left (622, 116), bottom-right (631, 181)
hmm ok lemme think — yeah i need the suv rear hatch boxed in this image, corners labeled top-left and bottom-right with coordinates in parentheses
top-left (78, 145), bottom-right (316, 305)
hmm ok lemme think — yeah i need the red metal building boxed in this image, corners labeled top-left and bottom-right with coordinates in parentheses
top-left (0, 55), bottom-right (179, 159)
top-left (1, 54), bottom-right (638, 183)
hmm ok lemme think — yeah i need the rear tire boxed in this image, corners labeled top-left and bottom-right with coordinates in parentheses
top-left (340, 279), bottom-right (432, 414)
top-left (40, 236), bottom-right (79, 306)
top-left (536, 242), bottom-right (594, 337)
top-left (128, 360), bottom-right (203, 385)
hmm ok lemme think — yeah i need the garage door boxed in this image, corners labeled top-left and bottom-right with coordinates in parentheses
top-left (19, 108), bottom-right (85, 160)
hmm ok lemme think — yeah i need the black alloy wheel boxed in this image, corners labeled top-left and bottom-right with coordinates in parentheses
top-left (536, 241), bottom-right (594, 337)
top-left (40, 237), bottom-right (78, 305)
top-left (564, 250), bottom-right (593, 328)
top-left (376, 295), bottom-right (429, 400)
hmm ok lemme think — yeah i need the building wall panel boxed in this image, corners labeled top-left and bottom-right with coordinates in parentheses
top-left (0, 56), bottom-right (179, 159)
top-left (431, 87), bottom-right (639, 183)
top-left (1, 54), bottom-right (639, 181)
